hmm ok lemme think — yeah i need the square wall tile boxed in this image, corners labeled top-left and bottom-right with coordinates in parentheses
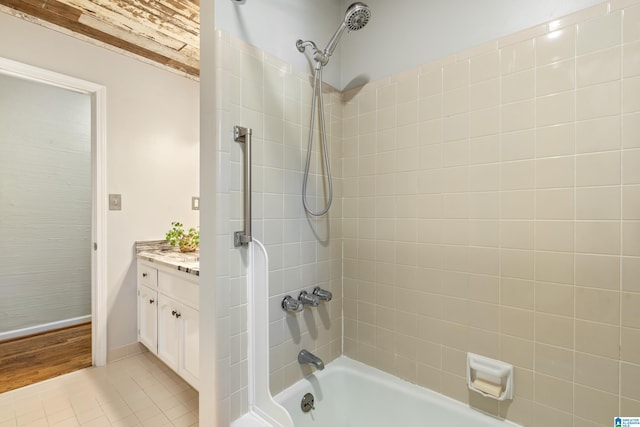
top-left (536, 91), bottom-right (575, 127)
top-left (536, 28), bottom-right (576, 66)
top-left (577, 12), bottom-right (622, 56)
top-left (534, 373), bottom-right (573, 412)
top-left (576, 116), bottom-right (621, 153)
top-left (537, 60), bottom-right (575, 96)
top-left (443, 61), bottom-right (470, 91)
top-left (535, 343), bottom-right (573, 380)
top-left (576, 81), bottom-right (621, 121)
top-left (575, 319), bottom-right (619, 358)
top-left (502, 129), bottom-right (535, 161)
top-left (575, 254), bottom-right (620, 290)
top-left (535, 281), bottom-right (574, 316)
top-left (576, 186), bottom-right (621, 220)
top-left (470, 79), bottom-right (499, 111)
top-left (574, 384), bottom-right (619, 426)
top-left (576, 151), bottom-right (621, 187)
top-left (575, 287), bottom-right (620, 325)
top-left (502, 70), bottom-right (535, 103)
top-left (576, 221), bottom-right (621, 255)
top-left (536, 156), bottom-right (574, 189)
top-left (470, 51), bottom-right (500, 84)
top-left (501, 190), bottom-right (534, 219)
top-left (535, 312), bottom-right (573, 348)
top-left (500, 278), bottom-right (534, 309)
top-left (536, 123), bottom-right (575, 158)
top-left (502, 100), bottom-right (535, 132)
top-left (419, 69), bottom-right (443, 98)
top-left (577, 46), bottom-right (621, 87)
top-left (575, 352), bottom-right (619, 394)
top-left (501, 39), bottom-right (535, 75)
top-left (535, 251), bottom-right (574, 285)
top-left (501, 249), bottom-right (534, 280)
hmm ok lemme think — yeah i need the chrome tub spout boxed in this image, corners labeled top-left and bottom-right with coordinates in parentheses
top-left (298, 349), bottom-right (324, 370)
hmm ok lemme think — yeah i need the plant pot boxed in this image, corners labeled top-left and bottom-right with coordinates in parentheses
top-left (180, 243), bottom-right (197, 253)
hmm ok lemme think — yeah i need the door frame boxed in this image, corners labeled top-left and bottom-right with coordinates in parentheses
top-left (0, 56), bottom-right (107, 366)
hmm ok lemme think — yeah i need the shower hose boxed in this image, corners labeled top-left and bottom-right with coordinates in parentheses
top-left (302, 65), bottom-right (333, 217)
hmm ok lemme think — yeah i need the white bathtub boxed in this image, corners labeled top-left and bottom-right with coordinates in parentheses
top-left (274, 357), bottom-right (520, 427)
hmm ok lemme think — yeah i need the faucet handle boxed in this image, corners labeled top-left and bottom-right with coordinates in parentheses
top-left (281, 295), bottom-right (304, 313)
top-left (312, 286), bottom-right (332, 302)
top-left (299, 290), bottom-right (320, 307)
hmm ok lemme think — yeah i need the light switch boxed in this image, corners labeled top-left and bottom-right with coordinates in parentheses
top-left (109, 194), bottom-right (122, 210)
top-left (192, 196), bottom-right (200, 210)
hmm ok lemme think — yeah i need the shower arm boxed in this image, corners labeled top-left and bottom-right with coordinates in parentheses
top-left (296, 39), bottom-right (332, 68)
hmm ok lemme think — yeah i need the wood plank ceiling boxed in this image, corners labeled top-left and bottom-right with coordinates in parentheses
top-left (0, 0), bottom-right (200, 77)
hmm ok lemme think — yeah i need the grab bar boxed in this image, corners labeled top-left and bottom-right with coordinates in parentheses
top-left (234, 125), bottom-right (253, 247)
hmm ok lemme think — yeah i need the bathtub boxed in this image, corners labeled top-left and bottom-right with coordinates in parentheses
top-left (274, 356), bottom-right (520, 427)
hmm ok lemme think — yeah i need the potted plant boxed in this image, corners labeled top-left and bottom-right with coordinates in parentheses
top-left (165, 221), bottom-right (199, 252)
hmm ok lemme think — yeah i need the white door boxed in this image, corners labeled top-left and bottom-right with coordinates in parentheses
top-left (137, 286), bottom-right (157, 353)
top-left (157, 295), bottom-right (180, 371)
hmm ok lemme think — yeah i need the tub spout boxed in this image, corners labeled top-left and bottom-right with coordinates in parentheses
top-left (298, 349), bottom-right (324, 370)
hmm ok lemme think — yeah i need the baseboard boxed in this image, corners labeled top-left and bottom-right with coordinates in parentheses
top-left (108, 342), bottom-right (147, 363)
top-left (0, 315), bottom-right (92, 342)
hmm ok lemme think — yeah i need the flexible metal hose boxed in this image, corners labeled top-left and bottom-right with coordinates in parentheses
top-left (302, 65), bottom-right (333, 216)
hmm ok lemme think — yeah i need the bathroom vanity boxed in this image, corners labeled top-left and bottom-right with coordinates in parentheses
top-left (136, 241), bottom-right (199, 390)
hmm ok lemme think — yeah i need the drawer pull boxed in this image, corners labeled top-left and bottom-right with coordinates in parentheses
top-left (142, 272), bottom-right (148, 278)
top-left (149, 299), bottom-right (155, 304)
top-left (175, 312), bottom-right (182, 319)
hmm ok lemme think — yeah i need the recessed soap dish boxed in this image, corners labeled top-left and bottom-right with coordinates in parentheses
top-left (467, 353), bottom-right (514, 401)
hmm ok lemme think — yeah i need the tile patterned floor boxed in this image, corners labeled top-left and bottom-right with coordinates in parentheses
top-left (0, 352), bottom-right (198, 427)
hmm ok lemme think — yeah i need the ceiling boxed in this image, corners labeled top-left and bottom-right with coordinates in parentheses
top-left (0, 0), bottom-right (200, 77)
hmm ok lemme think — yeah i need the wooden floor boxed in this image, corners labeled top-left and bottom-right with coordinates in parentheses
top-left (0, 323), bottom-right (92, 393)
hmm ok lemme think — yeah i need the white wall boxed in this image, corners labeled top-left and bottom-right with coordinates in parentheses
top-left (340, 0), bottom-right (606, 87)
top-left (215, 0), bottom-right (606, 90)
top-left (0, 11), bottom-right (199, 354)
top-left (215, 0), bottom-right (345, 88)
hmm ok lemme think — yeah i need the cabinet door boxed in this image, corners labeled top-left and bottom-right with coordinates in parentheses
top-left (137, 286), bottom-right (157, 353)
top-left (179, 304), bottom-right (199, 390)
top-left (157, 295), bottom-right (180, 371)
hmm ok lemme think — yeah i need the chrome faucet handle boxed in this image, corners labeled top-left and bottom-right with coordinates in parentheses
top-left (281, 295), bottom-right (304, 313)
top-left (312, 286), bottom-right (332, 302)
top-left (299, 290), bottom-right (320, 307)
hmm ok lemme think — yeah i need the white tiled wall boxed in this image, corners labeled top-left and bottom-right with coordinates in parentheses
top-left (214, 32), bottom-right (343, 423)
top-left (343, 1), bottom-right (640, 426)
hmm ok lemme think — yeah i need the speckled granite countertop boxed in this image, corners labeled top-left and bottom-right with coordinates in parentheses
top-left (136, 240), bottom-right (199, 277)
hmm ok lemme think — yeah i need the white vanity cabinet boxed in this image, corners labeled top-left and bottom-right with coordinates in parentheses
top-left (137, 284), bottom-right (158, 352)
top-left (137, 260), bottom-right (199, 390)
top-left (158, 294), bottom-right (200, 387)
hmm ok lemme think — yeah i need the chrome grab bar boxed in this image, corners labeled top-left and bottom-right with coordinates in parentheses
top-left (234, 125), bottom-right (253, 247)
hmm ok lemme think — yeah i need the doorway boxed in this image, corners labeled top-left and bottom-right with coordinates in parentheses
top-left (0, 57), bottom-right (106, 386)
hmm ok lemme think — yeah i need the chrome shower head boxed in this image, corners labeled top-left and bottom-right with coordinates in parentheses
top-left (297, 2), bottom-right (371, 67)
top-left (323, 2), bottom-right (371, 59)
top-left (344, 2), bottom-right (371, 31)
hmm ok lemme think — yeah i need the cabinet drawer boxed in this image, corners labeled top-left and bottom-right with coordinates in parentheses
top-left (158, 271), bottom-right (198, 309)
top-left (138, 263), bottom-right (158, 288)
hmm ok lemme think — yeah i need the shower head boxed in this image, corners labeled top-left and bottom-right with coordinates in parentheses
top-left (297, 2), bottom-right (371, 67)
top-left (323, 2), bottom-right (371, 59)
top-left (344, 2), bottom-right (371, 31)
